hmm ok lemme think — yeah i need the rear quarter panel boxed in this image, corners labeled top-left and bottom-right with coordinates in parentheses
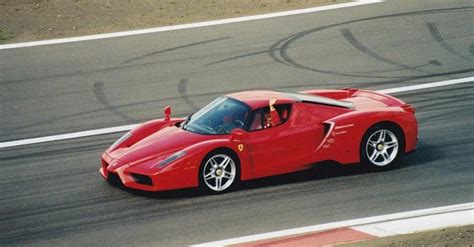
top-left (317, 107), bottom-right (417, 164)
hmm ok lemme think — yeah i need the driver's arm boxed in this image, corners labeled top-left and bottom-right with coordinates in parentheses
top-left (268, 98), bottom-right (280, 126)
top-left (269, 98), bottom-right (277, 112)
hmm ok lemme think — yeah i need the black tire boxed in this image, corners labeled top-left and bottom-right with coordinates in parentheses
top-left (360, 124), bottom-right (404, 172)
top-left (199, 149), bottom-right (240, 194)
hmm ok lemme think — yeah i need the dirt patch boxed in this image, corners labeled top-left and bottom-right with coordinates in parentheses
top-left (338, 225), bottom-right (474, 247)
top-left (0, 0), bottom-right (347, 44)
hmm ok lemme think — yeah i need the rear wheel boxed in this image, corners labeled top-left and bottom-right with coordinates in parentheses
top-left (199, 150), bottom-right (240, 194)
top-left (360, 125), bottom-right (403, 171)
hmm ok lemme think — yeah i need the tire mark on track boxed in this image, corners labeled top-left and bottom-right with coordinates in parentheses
top-left (274, 25), bottom-right (417, 79)
top-left (427, 22), bottom-right (474, 62)
top-left (2, 37), bottom-right (230, 85)
top-left (206, 7), bottom-right (474, 81)
top-left (178, 78), bottom-right (200, 111)
top-left (205, 50), bottom-right (268, 66)
top-left (340, 28), bottom-right (438, 74)
top-left (123, 37), bottom-right (231, 64)
top-left (274, 7), bottom-right (474, 81)
top-left (93, 81), bottom-right (136, 122)
top-left (270, 35), bottom-right (299, 67)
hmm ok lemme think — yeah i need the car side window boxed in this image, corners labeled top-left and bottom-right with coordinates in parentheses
top-left (275, 104), bottom-right (291, 124)
top-left (249, 109), bottom-right (263, 131)
top-left (248, 104), bottom-right (292, 131)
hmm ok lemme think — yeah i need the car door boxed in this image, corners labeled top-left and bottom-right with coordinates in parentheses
top-left (270, 103), bottom-right (324, 173)
top-left (245, 104), bottom-right (324, 178)
top-left (244, 108), bottom-right (276, 178)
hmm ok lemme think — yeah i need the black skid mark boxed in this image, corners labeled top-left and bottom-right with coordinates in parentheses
top-left (427, 22), bottom-right (473, 62)
top-left (178, 78), bottom-right (200, 111)
top-left (93, 81), bottom-right (136, 122)
top-left (340, 28), bottom-right (432, 74)
top-left (204, 50), bottom-right (269, 66)
top-left (269, 7), bottom-right (474, 81)
top-left (205, 34), bottom-right (297, 67)
top-left (276, 29), bottom-right (412, 79)
top-left (269, 34), bottom-right (301, 67)
top-left (123, 37), bottom-right (231, 64)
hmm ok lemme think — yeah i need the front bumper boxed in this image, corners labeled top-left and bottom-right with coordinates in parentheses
top-left (100, 160), bottom-right (156, 191)
top-left (100, 152), bottom-right (199, 192)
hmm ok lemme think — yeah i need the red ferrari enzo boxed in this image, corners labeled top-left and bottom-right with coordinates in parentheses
top-left (100, 89), bottom-right (417, 193)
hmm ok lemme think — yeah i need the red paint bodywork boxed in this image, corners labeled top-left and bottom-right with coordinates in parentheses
top-left (100, 89), bottom-right (418, 191)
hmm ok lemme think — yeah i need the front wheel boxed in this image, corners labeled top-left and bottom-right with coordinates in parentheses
top-left (199, 151), bottom-right (240, 194)
top-left (360, 126), bottom-right (403, 171)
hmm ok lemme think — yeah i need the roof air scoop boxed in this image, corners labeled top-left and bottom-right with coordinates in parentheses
top-left (342, 88), bottom-right (359, 97)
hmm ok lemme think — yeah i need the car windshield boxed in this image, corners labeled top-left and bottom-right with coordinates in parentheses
top-left (182, 96), bottom-right (250, 135)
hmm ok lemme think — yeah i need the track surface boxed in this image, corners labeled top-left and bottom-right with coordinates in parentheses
top-left (1, 0), bottom-right (473, 246)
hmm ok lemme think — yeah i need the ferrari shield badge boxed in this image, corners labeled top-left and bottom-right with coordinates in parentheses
top-left (238, 144), bottom-right (244, 152)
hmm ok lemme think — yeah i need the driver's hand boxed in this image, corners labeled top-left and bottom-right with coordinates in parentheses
top-left (269, 98), bottom-right (277, 111)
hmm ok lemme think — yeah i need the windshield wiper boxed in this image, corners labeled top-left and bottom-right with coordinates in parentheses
top-left (181, 113), bottom-right (194, 130)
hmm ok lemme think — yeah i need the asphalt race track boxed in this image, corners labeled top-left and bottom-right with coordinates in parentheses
top-left (1, 0), bottom-right (473, 246)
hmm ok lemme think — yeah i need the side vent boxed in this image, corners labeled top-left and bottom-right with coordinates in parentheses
top-left (322, 123), bottom-right (332, 136)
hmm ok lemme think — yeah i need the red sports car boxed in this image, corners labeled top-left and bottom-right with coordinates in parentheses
top-left (100, 89), bottom-right (417, 193)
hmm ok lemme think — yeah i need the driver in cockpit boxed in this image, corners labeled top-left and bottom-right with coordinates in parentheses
top-left (264, 98), bottom-right (281, 128)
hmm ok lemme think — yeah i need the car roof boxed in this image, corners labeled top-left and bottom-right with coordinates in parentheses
top-left (226, 90), bottom-right (296, 109)
top-left (284, 92), bottom-right (354, 109)
top-left (227, 90), bottom-right (353, 110)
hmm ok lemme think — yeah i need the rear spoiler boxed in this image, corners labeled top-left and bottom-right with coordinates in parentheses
top-left (300, 88), bottom-right (414, 111)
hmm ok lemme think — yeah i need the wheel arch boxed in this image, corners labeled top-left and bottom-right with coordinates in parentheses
top-left (205, 147), bottom-right (240, 165)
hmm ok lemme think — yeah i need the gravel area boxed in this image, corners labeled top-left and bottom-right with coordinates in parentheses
top-left (0, 0), bottom-right (346, 43)
top-left (339, 225), bottom-right (474, 247)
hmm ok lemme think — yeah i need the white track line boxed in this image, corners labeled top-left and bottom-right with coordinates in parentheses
top-left (191, 202), bottom-right (474, 247)
top-left (0, 77), bottom-right (472, 149)
top-left (352, 209), bottom-right (474, 237)
top-left (0, 124), bottom-right (138, 149)
top-left (377, 77), bottom-right (474, 94)
top-left (0, 0), bottom-right (383, 50)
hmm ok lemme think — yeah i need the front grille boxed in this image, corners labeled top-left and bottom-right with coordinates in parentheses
top-left (130, 173), bottom-right (153, 186)
top-left (107, 172), bottom-right (123, 186)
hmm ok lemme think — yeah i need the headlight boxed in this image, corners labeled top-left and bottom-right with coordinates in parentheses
top-left (110, 131), bottom-right (132, 150)
top-left (157, 150), bottom-right (187, 167)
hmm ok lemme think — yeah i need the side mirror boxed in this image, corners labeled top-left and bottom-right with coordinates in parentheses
top-left (164, 106), bottom-right (171, 121)
top-left (230, 128), bottom-right (247, 141)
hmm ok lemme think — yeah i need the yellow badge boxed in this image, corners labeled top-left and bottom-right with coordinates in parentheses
top-left (238, 144), bottom-right (244, 152)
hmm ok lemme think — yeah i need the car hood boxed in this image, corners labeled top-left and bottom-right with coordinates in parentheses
top-left (108, 126), bottom-right (210, 168)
